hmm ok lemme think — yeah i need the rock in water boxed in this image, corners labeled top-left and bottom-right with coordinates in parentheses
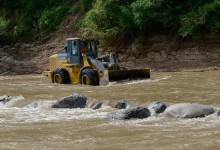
top-left (148, 101), bottom-right (167, 114)
top-left (127, 107), bottom-right (151, 119)
top-left (164, 103), bottom-right (214, 118)
top-left (0, 95), bottom-right (13, 104)
top-left (217, 110), bottom-right (220, 116)
top-left (109, 107), bottom-right (151, 120)
top-left (0, 95), bottom-right (25, 106)
top-left (92, 101), bottom-right (103, 110)
top-left (115, 101), bottom-right (128, 109)
top-left (51, 93), bottom-right (88, 108)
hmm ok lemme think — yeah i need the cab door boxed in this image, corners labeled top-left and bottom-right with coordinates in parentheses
top-left (66, 39), bottom-right (82, 65)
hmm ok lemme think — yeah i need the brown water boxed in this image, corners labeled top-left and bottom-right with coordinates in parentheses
top-left (0, 71), bottom-right (220, 150)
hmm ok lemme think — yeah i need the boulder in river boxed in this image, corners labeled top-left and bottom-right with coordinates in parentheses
top-left (164, 103), bottom-right (214, 118)
top-left (110, 107), bottom-right (151, 120)
top-left (51, 93), bottom-right (88, 108)
top-left (148, 101), bottom-right (167, 114)
top-left (115, 100), bottom-right (128, 109)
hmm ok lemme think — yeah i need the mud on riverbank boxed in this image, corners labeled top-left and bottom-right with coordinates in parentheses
top-left (0, 34), bottom-right (220, 75)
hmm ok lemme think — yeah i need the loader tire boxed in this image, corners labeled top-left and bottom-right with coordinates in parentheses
top-left (80, 69), bottom-right (99, 86)
top-left (52, 68), bottom-right (70, 84)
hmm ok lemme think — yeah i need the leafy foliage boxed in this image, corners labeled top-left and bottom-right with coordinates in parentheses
top-left (80, 0), bottom-right (220, 40)
top-left (82, 0), bottom-right (94, 12)
top-left (0, 0), bottom-right (219, 45)
top-left (38, 6), bottom-right (68, 34)
top-left (0, 17), bottom-right (14, 45)
top-left (69, 6), bottom-right (79, 15)
top-left (0, 0), bottom-right (78, 45)
top-left (179, 0), bottom-right (220, 36)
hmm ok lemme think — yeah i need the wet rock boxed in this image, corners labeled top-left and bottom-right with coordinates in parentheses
top-left (127, 107), bottom-right (151, 119)
top-left (110, 107), bottom-right (151, 120)
top-left (164, 103), bottom-right (214, 118)
top-left (25, 101), bottom-right (40, 108)
top-left (0, 95), bottom-right (25, 107)
top-left (92, 101), bottom-right (103, 110)
top-left (0, 95), bottom-right (13, 104)
top-left (115, 101), bottom-right (128, 109)
top-left (148, 101), bottom-right (167, 114)
top-left (52, 93), bottom-right (88, 108)
top-left (110, 110), bottom-right (128, 120)
top-left (217, 110), bottom-right (220, 116)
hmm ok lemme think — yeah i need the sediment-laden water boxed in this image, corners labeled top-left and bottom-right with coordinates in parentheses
top-left (0, 71), bottom-right (220, 149)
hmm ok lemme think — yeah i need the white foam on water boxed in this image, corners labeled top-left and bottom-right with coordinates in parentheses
top-left (24, 100), bottom-right (56, 109)
top-left (106, 76), bottom-right (171, 87)
top-left (3, 95), bottom-right (25, 107)
top-left (0, 102), bottom-right (6, 108)
top-left (0, 75), bottom-right (43, 81)
top-left (0, 104), bottom-right (114, 124)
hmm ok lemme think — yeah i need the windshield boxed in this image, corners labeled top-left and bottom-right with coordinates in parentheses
top-left (83, 40), bottom-right (97, 59)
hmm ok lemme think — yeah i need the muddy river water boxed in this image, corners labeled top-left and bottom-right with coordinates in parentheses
top-left (0, 71), bottom-right (220, 149)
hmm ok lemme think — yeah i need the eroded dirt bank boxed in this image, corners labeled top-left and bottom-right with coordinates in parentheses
top-left (0, 34), bottom-right (220, 75)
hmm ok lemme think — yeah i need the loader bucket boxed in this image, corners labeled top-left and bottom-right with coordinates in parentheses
top-left (108, 68), bottom-right (150, 81)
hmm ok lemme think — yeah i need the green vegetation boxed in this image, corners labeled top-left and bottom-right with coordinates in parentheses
top-left (0, 0), bottom-right (219, 45)
top-left (0, 0), bottom-right (78, 45)
top-left (80, 0), bottom-right (220, 41)
top-left (82, 0), bottom-right (94, 12)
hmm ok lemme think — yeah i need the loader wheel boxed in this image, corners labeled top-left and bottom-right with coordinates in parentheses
top-left (52, 69), bottom-right (70, 84)
top-left (80, 69), bottom-right (99, 86)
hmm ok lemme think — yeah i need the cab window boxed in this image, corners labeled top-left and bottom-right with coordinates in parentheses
top-left (71, 41), bottom-right (78, 56)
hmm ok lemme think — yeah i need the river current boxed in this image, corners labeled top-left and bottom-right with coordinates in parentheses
top-left (0, 71), bottom-right (220, 149)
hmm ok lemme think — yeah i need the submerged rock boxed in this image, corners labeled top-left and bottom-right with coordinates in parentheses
top-left (164, 103), bottom-right (214, 118)
top-left (26, 101), bottom-right (39, 108)
top-left (110, 107), bottom-right (151, 120)
top-left (0, 95), bottom-right (25, 106)
top-left (0, 95), bottom-right (12, 104)
top-left (25, 100), bottom-right (55, 109)
top-left (115, 101), bottom-right (128, 109)
top-left (92, 101), bottom-right (103, 110)
top-left (148, 101), bottom-right (167, 114)
top-left (52, 93), bottom-right (88, 108)
top-left (217, 110), bottom-right (220, 116)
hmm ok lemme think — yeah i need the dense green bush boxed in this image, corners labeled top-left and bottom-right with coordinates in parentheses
top-left (0, 17), bottom-right (14, 45)
top-left (179, 0), bottom-right (220, 36)
top-left (80, 0), bottom-right (220, 40)
top-left (82, 0), bottom-right (94, 12)
top-left (69, 6), bottom-right (79, 15)
top-left (38, 6), bottom-right (68, 34)
top-left (0, 0), bottom-right (219, 45)
top-left (0, 0), bottom-right (78, 45)
top-left (0, 17), bottom-right (8, 35)
top-left (80, 0), bottom-right (133, 41)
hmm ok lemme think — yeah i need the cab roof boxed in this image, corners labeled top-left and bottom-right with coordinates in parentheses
top-left (66, 38), bottom-right (81, 41)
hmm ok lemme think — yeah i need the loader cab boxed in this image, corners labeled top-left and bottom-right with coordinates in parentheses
top-left (66, 38), bottom-right (98, 65)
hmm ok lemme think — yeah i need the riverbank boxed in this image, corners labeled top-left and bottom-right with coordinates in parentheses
top-left (0, 34), bottom-right (220, 75)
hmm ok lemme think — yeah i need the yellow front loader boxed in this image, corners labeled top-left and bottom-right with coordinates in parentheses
top-left (43, 38), bottom-right (150, 86)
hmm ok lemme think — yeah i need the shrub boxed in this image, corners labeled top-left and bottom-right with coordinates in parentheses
top-left (80, 0), bottom-right (220, 40)
top-left (38, 6), bottom-right (68, 34)
top-left (69, 5), bottom-right (79, 15)
top-left (82, 0), bottom-right (94, 12)
top-left (0, 17), bottom-right (8, 35)
top-left (179, 0), bottom-right (220, 36)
